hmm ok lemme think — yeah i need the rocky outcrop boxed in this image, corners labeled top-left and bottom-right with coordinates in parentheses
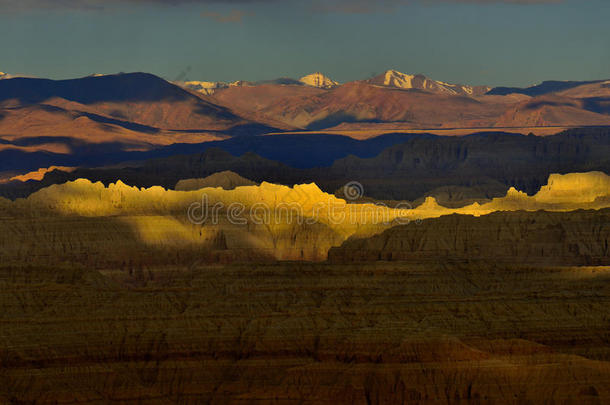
top-left (8, 166), bottom-right (76, 182)
top-left (175, 171), bottom-right (257, 191)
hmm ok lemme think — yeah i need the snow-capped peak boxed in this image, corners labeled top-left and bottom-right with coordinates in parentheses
top-left (368, 69), bottom-right (490, 96)
top-left (299, 72), bottom-right (339, 89)
top-left (181, 81), bottom-right (229, 95)
top-left (185, 81), bottom-right (222, 89)
top-left (383, 69), bottom-right (415, 89)
top-left (229, 80), bottom-right (251, 87)
top-left (179, 79), bottom-right (252, 95)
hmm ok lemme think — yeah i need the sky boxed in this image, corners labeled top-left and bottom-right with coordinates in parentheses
top-left (0, 0), bottom-right (608, 87)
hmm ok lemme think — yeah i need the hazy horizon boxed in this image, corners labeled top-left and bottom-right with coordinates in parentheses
top-left (1, 0), bottom-right (608, 87)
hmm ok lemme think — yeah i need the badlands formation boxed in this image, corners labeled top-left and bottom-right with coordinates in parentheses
top-left (1, 171), bottom-right (609, 265)
top-left (2, 261), bottom-right (609, 404)
top-left (1, 171), bottom-right (609, 404)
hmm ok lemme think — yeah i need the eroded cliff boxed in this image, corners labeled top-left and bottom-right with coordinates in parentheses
top-left (1, 171), bottom-right (609, 265)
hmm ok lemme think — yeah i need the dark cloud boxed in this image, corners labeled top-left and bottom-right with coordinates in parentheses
top-left (0, 0), bottom-right (566, 13)
top-left (312, 0), bottom-right (563, 13)
top-left (0, 0), bottom-right (271, 12)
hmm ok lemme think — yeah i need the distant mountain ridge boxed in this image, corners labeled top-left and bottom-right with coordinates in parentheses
top-left (181, 72), bottom-right (340, 95)
top-left (488, 80), bottom-right (607, 96)
top-left (181, 70), bottom-right (610, 101)
top-left (176, 70), bottom-right (610, 130)
top-left (366, 69), bottom-right (491, 96)
top-left (181, 79), bottom-right (252, 95)
top-left (2, 70), bottom-right (609, 168)
top-left (0, 72), bottom-right (214, 105)
top-left (181, 69), bottom-right (485, 95)
top-left (0, 72), bottom-right (275, 169)
top-left (0, 72), bottom-right (248, 130)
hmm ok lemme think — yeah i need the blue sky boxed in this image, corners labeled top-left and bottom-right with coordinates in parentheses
top-left (1, 0), bottom-right (608, 87)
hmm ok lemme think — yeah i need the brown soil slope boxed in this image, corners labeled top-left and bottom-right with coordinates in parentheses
top-left (212, 81), bottom-right (510, 130)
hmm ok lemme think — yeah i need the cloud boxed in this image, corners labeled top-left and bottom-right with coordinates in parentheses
top-left (0, 0), bottom-right (566, 13)
top-left (312, 0), bottom-right (564, 14)
top-left (201, 9), bottom-right (254, 23)
top-left (0, 0), bottom-right (270, 12)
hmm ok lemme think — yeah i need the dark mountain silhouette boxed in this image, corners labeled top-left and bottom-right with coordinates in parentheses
top-left (0, 73), bottom-right (284, 161)
top-left (326, 127), bottom-right (610, 200)
top-left (2, 128), bottom-right (609, 202)
top-left (0, 132), bottom-right (420, 174)
top-left (488, 80), bottom-right (605, 97)
top-left (0, 72), bottom-right (252, 130)
top-left (143, 132), bottom-right (422, 168)
top-left (0, 72), bottom-right (203, 105)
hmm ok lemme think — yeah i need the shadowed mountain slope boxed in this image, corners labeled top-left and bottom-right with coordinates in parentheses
top-left (0, 132), bottom-right (420, 195)
top-left (0, 72), bottom-right (196, 104)
top-left (0, 73), bottom-right (274, 170)
top-left (329, 209), bottom-right (610, 265)
top-left (175, 171), bottom-right (257, 191)
top-left (329, 128), bottom-right (610, 200)
top-left (1, 129), bottom-right (609, 202)
top-left (488, 80), bottom-right (606, 97)
top-left (0, 72), bottom-right (248, 130)
top-left (0, 130), bottom-right (417, 175)
top-left (495, 95), bottom-right (610, 127)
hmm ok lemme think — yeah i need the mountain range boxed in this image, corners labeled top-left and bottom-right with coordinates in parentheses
top-left (197, 69), bottom-right (610, 130)
top-left (1, 69), bottom-right (609, 180)
top-left (366, 69), bottom-right (491, 96)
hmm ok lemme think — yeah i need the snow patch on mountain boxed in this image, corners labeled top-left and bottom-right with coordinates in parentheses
top-left (299, 72), bottom-right (339, 89)
top-left (181, 80), bottom-right (252, 95)
top-left (183, 81), bottom-right (225, 95)
top-left (369, 69), bottom-right (490, 96)
top-left (383, 70), bottom-right (415, 89)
